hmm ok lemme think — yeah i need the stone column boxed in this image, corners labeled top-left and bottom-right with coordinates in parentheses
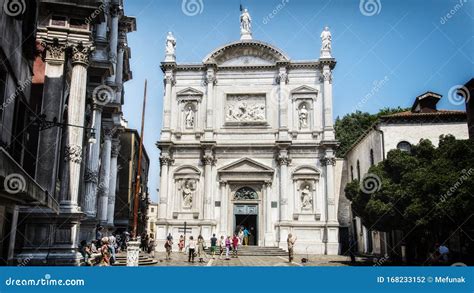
top-left (83, 103), bottom-right (102, 217)
top-left (277, 149), bottom-right (290, 222)
top-left (97, 129), bottom-right (113, 222)
top-left (202, 148), bottom-right (214, 220)
top-left (107, 139), bottom-right (120, 225)
top-left (277, 66), bottom-right (289, 141)
top-left (322, 154), bottom-right (337, 222)
top-left (115, 42), bottom-right (125, 102)
top-left (321, 64), bottom-right (335, 140)
top-left (95, 1), bottom-right (108, 42)
top-left (158, 153), bottom-right (171, 220)
top-left (35, 39), bottom-right (67, 196)
top-left (204, 67), bottom-right (217, 140)
top-left (7, 205), bottom-right (19, 263)
top-left (162, 70), bottom-right (175, 139)
top-left (107, 4), bottom-right (120, 84)
top-left (63, 43), bottom-right (93, 211)
top-left (264, 181), bottom-right (274, 244)
top-left (219, 181), bottom-right (227, 236)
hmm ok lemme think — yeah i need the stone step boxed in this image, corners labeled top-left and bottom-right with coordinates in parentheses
top-left (113, 253), bottom-right (158, 266)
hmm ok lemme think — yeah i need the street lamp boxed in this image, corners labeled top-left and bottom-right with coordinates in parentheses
top-left (34, 114), bottom-right (97, 144)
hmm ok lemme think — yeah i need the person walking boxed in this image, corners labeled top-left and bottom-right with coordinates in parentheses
top-left (108, 234), bottom-right (117, 264)
top-left (178, 235), bottom-right (185, 253)
top-left (225, 236), bottom-right (232, 260)
top-left (188, 236), bottom-right (196, 263)
top-left (349, 237), bottom-right (357, 264)
top-left (287, 233), bottom-right (297, 263)
top-left (243, 227), bottom-right (250, 246)
top-left (232, 234), bottom-right (239, 258)
top-left (197, 235), bottom-right (206, 263)
top-left (238, 228), bottom-right (244, 245)
top-left (164, 238), bottom-right (172, 261)
top-left (99, 237), bottom-right (111, 266)
top-left (148, 233), bottom-right (156, 258)
top-left (210, 234), bottom-right (218, 259)
top-left (219, 235), bottom-right (226, 259)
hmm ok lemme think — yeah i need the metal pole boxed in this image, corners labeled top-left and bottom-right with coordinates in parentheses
top-left (132, 79), bottom-right (148, 239)
top-left (184, 221), bottom-right (187, 248)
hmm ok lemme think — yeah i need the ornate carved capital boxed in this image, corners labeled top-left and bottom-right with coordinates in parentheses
top-left (159, 155), bottom-right (173, 167)
top-left (204, 73), bottom-right (217, 86)
top-left (276, 72), bottom-right (289, 84)
top-left (202, 154), bottom-right (216, 166)
top-left (164, 74), bottom-right (176, 86)
top-left (71, 42), bottom-right (94, 67)
top-left (84, 168), bottom-right (99, 184)
top-left (111, 141), bottom-right (121, 157)
top-left (319, 71), bottom-right (333, 84)
top-left (103, 128), bottom-right (116, 140)
top-left (320, 157), bottom-right (336, 166)
top-left (42, 38), bottom-right (67, 63)
top-left (277, 154), bottom-right (291, 166)
top-left (65, 145), bottom-right (83, 163)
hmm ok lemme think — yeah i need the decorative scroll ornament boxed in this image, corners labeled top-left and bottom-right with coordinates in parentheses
top-left (319, 71), bottom-right (333, 84)
top-left (276, 71), bottom-right (289, 84)
top-left (234, 187), bottom-right (258, 200)
top-left (65, 145), bottom-right (82, 163)
top-left (320, 157), bottom-right (336, 166)
top-left (159, 155), bottom-right (173, 167)
top-left (277, 154), bottom-right (291, 166)
top-left (202, 154), bottom-right (215, 166)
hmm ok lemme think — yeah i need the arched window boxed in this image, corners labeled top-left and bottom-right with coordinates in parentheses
top-left (350, 166), bottom-right (354, 181)
top-left (397, 141), bottom-right (412, 153)
top-left (370, 149), bottom-right (375, 166)
top-left (357, 160), bottom-right (361, 180)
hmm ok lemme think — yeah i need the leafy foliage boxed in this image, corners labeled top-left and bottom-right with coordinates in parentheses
top-left (335, 107), bottom-right (410, 157)
top-left (345, 136), bottom-right (474, 237)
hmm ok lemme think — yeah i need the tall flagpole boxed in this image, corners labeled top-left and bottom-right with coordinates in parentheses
top-left (132, 79), bottom-right (148, 239)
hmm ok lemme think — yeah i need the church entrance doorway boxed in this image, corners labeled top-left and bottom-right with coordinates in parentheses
top-left (234, 205), bottom-right (258, 246)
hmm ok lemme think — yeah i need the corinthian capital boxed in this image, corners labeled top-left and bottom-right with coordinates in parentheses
top-left (71, 42), bottom-right (94, 67)
top-left (159, 155), bottom-right (173, 166)
top-left (320, 156), bottom-right (336, 166)
top-left (42, 38), bottom-right (67, 63)
top-left (65, 145), bottom-right (83, 163)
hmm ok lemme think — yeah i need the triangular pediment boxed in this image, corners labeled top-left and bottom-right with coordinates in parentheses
top-left (291, 85), bottom-right (318, 94)
top-left (219, 158), bottom-right (274, 173)
top-left (176, 87), bottom-right (203, 96)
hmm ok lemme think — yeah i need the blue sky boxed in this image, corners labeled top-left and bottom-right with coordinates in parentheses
top-left (122, 0), bottom-right (473, 202)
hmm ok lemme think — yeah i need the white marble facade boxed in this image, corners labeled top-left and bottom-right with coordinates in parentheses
top-left (156, 13), bottom-right (339, 254)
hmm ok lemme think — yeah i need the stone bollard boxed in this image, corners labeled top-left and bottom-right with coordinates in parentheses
top-left (127, 241), bottom-right (140, 266)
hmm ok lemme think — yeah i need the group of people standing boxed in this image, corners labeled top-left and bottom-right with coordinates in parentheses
top-left (79, 226), bottom-right (128, 266)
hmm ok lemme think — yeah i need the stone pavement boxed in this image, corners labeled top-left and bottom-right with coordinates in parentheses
top-left (149, 251), bottom-right (369, 267)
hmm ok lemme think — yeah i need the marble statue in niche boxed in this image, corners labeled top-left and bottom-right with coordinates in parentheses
top-left (226, 95), bottom-right (266, 122)
top-left (299, 104), bottom-right (309, 129)
top-left (184, 105), bottom-right (195, 129)
top-left (301, 185), bottom-right (313, 210)
top-left (182, 180), bottom-right (196, 209)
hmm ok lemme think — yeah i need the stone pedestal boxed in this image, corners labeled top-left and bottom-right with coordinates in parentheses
top-left (127, 241), bottom-right (140, 266)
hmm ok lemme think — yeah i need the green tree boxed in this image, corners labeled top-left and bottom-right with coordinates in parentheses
top-left (345, 136), bottom-right (474, 259)
top-left (335, 107), bottom-right (409, 157)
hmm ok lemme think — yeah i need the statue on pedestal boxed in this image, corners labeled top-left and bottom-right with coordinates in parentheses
top-left (165, 32), bottom-right (176, 61)
top-left (320, 26), bottom-right (332, 58)
top-left (185, 106), bottom-right (194, 128)
top-left (301, 185), bottom-right (313, 210)
top-left (240, 8), bottom-right (252, 40)
top-left (183, 182), bottom-right (193, 208)
top-left (299, 105), bottom-right (309, 129)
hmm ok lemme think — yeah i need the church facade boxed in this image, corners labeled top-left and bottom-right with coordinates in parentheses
top-left (156, 10), bottom-right (340, 254)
